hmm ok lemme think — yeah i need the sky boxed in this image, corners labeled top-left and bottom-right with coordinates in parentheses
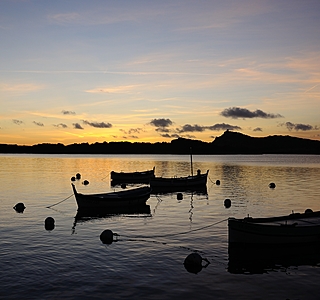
top-left (1, 0), bottom-right (320, 145)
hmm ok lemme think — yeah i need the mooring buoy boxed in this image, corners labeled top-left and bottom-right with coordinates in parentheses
top-left (100, 229), bottom-right (114, 244)
top-left (224, 199), bottom-right (231, 208)
top-left (45, 217), bottom-right (55, 231)
top-left (216, 180), bottom-right (220, 185)
top-left (121, 183), bottom-right (127, 189)
top-left (177, 193), bottom-right (183, 200)
top-left (269, 182), bottom-right (276, 188)
top-left (71, 176), bottom-right (76, 181)
top-left (13, 202), bottom-right (26, 213)
top-left (82, 180), bottom-right (89, 185)
top-left (76, 173), bottom-right (81, 180)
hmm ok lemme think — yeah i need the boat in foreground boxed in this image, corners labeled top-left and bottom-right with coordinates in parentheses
top-left (110, 167), bottom-right (155, 184)
top-left (228, 209), bottom-right (320, 245)
top-left (71, 183), bottom-right (151, 209)
top-left (150, 169), bottom-right (209, 190)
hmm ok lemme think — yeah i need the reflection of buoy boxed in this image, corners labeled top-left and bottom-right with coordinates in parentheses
top-left (269, 182), bottom-right (276, 188)
top-left (224, 199), bottom-right (231, 208)
top-left (82, 180), bottom-right (89, 185)
top-left (71, 176), bottom-right (76, 181)
top-left (121, 183), bottom-right (126, 189)
top-left (13, 202), bottom-right (26, 213)
top-left (100, 229), bottom-right (113, 244)
top-left (45, 217), bottom-right (55, 231)
top-left (76, 173), bottom-right (81, 180)
top-left (177, 193), bottom-right (183, 200)
top-left (216, 180), bottom-right (220, 185)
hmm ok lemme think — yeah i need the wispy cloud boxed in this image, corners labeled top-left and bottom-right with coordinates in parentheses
top-left (33, 121), bottom-right (44, 127)
top-left (73, 123), bottom-right (84, 130)
top-left (62, 110), bottom-right (76, 115)
top-left (12, 119), bottom-right (24, 125)
top-left (82, 120), bottom-right (112, 128)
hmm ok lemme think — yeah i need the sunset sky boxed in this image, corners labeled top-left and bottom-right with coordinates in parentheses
top-left (1, 0), bottom-right (320, 145)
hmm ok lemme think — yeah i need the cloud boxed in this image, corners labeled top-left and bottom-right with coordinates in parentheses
top-left (160, 133), bottom-right (181, 139)
top-left (54, 123), bottom-right (68, 128)
top-left (150, 118), bottom-right (173, 128)
top-left (62, 110), bottom-right (76, 115)
top-left (12, 119), bottom-right (24, 125)
top-left (120, 128), bottom-right (144, 135)
top-left (82, 120), bottom-right (112, 128)
top-left (253, 127), bottom-right (263, 132)
top-left (33, 121), bottom-right (44, 127)
top-left (281, 122), bottom-right (317, 131)
top-left (177, 123), bottom-right (241, 133)
top-left (73, 123), bottom-right (84, 130)
top-left (221, 107), bottom-right (284, 119)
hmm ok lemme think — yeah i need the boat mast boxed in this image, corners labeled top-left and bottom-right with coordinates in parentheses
top-left (190, 147), bottom-right (193, 176)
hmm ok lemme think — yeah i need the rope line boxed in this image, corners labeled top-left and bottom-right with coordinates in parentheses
top-left (116, 218), bottom-right (228, 239)
top-left (46, 194), bottom-right (74, 208)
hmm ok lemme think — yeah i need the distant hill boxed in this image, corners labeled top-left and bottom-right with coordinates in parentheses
top-left (0, 130), bottom-right (319, 154)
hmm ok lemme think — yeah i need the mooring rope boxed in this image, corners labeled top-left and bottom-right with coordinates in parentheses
top-left (115, 218), bottom-right (228, 239)
top-left (46, 194), bottom-right (74, 208)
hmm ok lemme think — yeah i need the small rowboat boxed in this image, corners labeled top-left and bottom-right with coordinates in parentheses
top-left (150, 169), bottom-right (209, 190)
top-left (110, 167), bottom-right (155, 184)
top-left (228, 209), bottom-right (320, 245)
top-left (71, 183), bottom-right (151, 209)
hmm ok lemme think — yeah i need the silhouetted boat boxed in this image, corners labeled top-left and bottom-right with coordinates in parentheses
top-left (228, 209), bottom-right (320, 245)
top-left (110, 167), bottom-right (155, 185)
top-left (150, 169), bottom-right (209, 190)
top-left (71, 183), bottom-right (151, 209)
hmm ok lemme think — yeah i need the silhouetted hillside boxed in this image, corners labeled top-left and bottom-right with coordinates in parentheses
top-left (0, 131), bottom-right (319, 154)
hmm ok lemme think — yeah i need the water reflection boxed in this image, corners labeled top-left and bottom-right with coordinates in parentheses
top-left (72, 204), bottom-right (152, 233)
top-left (228, 243), bottom-right (320, 274)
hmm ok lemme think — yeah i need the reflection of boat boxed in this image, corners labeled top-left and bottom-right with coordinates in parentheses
top-left (151, 185), bottom-right (208, 195)
top-left (110, 167), bottom-right (155, 184)
top-left (75, 204), bottom-right (152, 220)
top-left (228, 242), bottom-right (320, 274)
top-left (71, 183), bottom-right (151, 209)
top-left (228, 210), bottom-right (320, 245)
top-left (150, 170), bottom-right (209, 190)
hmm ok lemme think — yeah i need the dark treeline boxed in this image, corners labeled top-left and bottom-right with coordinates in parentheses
top-left (1, 131), bottom-right (320, 155)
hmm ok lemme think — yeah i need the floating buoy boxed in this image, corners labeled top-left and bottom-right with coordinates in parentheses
top-left (13, 202), bottom-right (26, 213)
top-left (45, 217), bottom-right (55, 231)
top-left (269, 182), bottom-right (276, 188)
top-left (82, 180), bottom-right (89, 185)
top-left (184, 253), bottom-right (203, 274)
top-left (305, 208), bottom-right (313, 214)
top-left (100, 229), bottom-right (114, 244)
top-left (177, 193), bottom-right (183, 200)
top-left (224, 199), bottom-right (231, 208)
top-left (216, 180), bottom-right (220, 185)
top-left (71, 176), bottom-right (76, 181)
top-left (121, 183), bottom-right (127, 189)
top-left (76, 173), bottom-right (81, 180)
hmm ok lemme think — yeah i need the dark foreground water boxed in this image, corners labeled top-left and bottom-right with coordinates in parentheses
top-left (1, 154), bottom-right (320, 299)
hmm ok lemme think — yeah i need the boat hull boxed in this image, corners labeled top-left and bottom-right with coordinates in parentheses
top-left (72, 184), bottom-right (151, 209)
top-left (110, 167), bottom-right (155, 184)
top-left (150, 170), bottom-right (209, 189)
top-left (228, 211), bottom-right (320, 245)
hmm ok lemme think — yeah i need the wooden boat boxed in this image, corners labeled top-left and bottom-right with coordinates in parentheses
top-left (71, 183), bottom-right (151, 209)
top-left (150, 169), bottom-right (209, 189)
top-left (110, 167), bottom-right (155, 184)
top-left (228, 209), bottom-right (320, 245)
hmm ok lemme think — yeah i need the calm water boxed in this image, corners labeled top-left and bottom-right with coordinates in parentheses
top-left (1, 154), bottom-right (320, 299)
